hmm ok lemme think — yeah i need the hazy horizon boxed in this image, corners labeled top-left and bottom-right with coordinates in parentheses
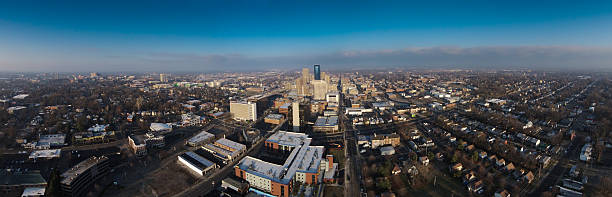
top-left (1, 1), bottom-right (612, 72)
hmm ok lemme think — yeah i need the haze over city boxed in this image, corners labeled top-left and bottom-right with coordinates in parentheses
top-left (1, 0), bottom-right (612, 72)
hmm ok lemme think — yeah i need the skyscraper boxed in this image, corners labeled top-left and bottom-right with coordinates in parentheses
top-left (314, 65), bottom-right (321, 80)
top-left (160, 73), bottom-right (168, 82)
top-left (302, 68), bottom-right (310, 83)
top-left (292, 102), bottom-right (300, 132)
top-left (312, 80), bottom-right (328, 100)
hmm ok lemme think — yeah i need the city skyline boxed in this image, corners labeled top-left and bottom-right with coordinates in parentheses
top-left (1, 1), bottom-right (612, 72)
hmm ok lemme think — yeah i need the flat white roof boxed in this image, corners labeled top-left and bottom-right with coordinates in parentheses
top-left (239, 156), bottom-right (285, 181)
top-left (29, 149), bottom-right (61, 159)
top-left (13, 94), bottom-right (29, 99)
top-left (21, 187), bottom-right (45, 197)
top-left (180, 151), bottom-right (215, 169)
top-left (267, 131), bottom-right (310, 147)
top-left (188, 130), bottom-right (214, 144)
top-left (216, 138), bottom-right (246, 151)
top-left (288, 145), bottom-right (323, 174)
top-left (150, 123), bottom-right (171, 131)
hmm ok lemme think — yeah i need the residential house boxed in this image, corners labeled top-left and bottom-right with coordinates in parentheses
top-left (479, 151), bottom-right (488, 159)
top-left (419, 156), bottom-right (429, 166)
top-left (392, 165), bottom-right (402, 175)
top-left (451, 163), bottom-right (463, 172)
top-left (496, 158), bottom-right (506, 168)
top-left (467, 180), bottom-right (484, 193)
top-left (494, 189), bottom-right (511, 197)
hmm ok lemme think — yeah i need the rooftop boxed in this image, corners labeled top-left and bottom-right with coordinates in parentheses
top-left (0, 170), bottom-right (46, 186)
top-left (87, 124), bottom-right (109, 132)
top-left (267, 131), bottom-right (310, 147)
top-left (203, 143), bottom-right (237, 158)
top-left (180, 151), bottom-right (216, 170)
top-left (150, 123), bottom-right (171, 131)
top-left (265, 114), bottom-right (284, 120)
top-left (238, 131), bottom-right (323, 185)
top-left (188, 130), bottom-right (215, 144)
top-left (21, 187), bottom-right (46, 197)
top-left (38, 134), bottom-right (66, 145)
top-left (12, 94), bottom-right (29, 99)
top-left (279, 103), bottom-right (291, 109)
top-left (216, 138), bottom-right (246, 151)
top-left (29, 149), bottom-right (61, 159)
top-left (314, 116), bottom-right (338, 127)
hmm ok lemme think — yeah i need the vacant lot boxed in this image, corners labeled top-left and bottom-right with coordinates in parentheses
top-left (112, 161), bottom-right (199, 197)
top-left (329, 148), bottom-right (346, 169)
top-left (324, 185), bottom-right (344, 197)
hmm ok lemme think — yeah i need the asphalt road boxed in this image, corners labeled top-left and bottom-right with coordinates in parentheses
top-left (340, 106), bottom-right (362, 197)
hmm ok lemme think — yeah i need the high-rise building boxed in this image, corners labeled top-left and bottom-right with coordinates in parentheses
top-left (160, 73), bottom-right (168, 82)
top-left (302, 68), bottom-right (310, 83)
top-left (312, 80), bottom-right (328, 100)
top-left (292, 102), bottom-right (300, 131)
top-left (314, 65), bottom-right (321, 80)
top-left (321, 71), bottom-right (327, 82)
top-left (295, 78), bottom-right (304, 95)
top-left (230, 101), bottom-right (257, 121)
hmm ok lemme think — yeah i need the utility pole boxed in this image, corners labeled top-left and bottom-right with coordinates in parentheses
top-left (434, 176), bottom-right (437, 187)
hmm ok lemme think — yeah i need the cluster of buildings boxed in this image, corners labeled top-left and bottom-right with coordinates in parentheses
top-left (179, 136), bottom-right (246, 177)
top-left (128, 123), bottom-right (172, 157)
top-left (180, 113), bottom-right (206, 127)
top-left (23, 134), bottom-right (66, 150)
top-left (358, 133), bottom-right (401, 149)
top-left (72, 124), bottom-right (116, 144)
top-left (128, 132), bottom-right (165, 157)
top-left (202, 138), bottom-right (247, 165)
top-left (234, 131), bottom-right (337, 197)
top-left (294, 65), bottom-right (336, 100)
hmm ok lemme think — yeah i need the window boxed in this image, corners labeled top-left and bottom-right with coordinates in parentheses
top-left (240, 171), bottom-right (244, 178)
top-left (280, 185), bottom-right (285, 197)
top-left (312, 175), bottom-right (316, 184)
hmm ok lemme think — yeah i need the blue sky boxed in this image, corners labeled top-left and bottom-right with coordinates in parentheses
top-left (1, 0), bottom-right (612, 72)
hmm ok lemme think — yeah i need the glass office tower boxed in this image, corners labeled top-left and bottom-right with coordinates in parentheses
top-left (313, 64), bottom-right (321, 80)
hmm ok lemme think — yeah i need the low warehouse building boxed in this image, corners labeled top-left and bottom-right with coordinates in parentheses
top-left (178, 151), bottom-right (218, 176)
